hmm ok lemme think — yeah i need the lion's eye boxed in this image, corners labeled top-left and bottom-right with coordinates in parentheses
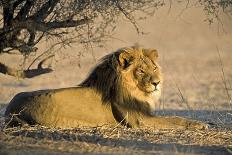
top-left (154, 66), bottom-right (157, 71)
top-left (138, 69), bottom-right (145, 74)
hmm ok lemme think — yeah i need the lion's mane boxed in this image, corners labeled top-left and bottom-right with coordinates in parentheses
top-left (79, 50), bottom-right (152, 116)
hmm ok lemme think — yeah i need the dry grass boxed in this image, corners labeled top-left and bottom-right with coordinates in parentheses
top-left (0, 118), bottom-right (232, 155)
top-left (1, 101), bottom-right (231, 154)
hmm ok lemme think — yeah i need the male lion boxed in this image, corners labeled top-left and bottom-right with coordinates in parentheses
top-left (5, 46), bottom-right (208, 129)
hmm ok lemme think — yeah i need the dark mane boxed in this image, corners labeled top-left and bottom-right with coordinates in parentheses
top-left (79, 52), bottom-right (120, 103)
top-left (79, 50), bottom-right (152, 115)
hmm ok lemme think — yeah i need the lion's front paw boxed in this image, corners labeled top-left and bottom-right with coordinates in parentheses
top-left (187, 121), bottom-right (209, 130)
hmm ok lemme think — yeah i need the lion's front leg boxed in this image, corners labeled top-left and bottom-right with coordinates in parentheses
top-left (141, 116), bottom-right (209, 130)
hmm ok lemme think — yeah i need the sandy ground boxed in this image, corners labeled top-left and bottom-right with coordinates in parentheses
top-left (0, 3), bottom-right (232, 155)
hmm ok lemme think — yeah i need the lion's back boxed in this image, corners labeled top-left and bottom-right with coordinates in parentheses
top-left (5, 87), bottom-right (115, 128)
top-left (5, 90), bottom-right (54, 126)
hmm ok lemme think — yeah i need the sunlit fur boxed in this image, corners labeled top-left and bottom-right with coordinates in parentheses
top-left (80, 46), bottom-right (162, 114)
top-left (5, 46), bottom-right (209, 129)
top-left (5, 46), bottom-right (165, 128)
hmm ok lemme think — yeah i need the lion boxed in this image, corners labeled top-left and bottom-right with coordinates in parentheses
top-left (5, 46), bottom-right (208, 129)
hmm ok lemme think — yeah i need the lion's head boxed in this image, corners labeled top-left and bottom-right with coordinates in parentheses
top-left (80, 46), bottom-right (162, 115)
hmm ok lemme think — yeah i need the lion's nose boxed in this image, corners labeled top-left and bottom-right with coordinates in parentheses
top-left (152, 81), bottom-right (160, 87)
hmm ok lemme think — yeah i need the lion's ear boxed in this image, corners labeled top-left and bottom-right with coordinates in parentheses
top-left (118, 51), bottom-right (135, 69)
top-left (143, 49), bottom-right (158, 61)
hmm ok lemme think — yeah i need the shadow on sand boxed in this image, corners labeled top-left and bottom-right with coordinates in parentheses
top-left (3, 127), bottom-right (230, 155)
top-left (0, 109), bottom-right (231, 154)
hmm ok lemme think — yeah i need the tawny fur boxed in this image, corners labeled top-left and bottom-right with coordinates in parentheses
top-left (5, 46), bottom-right (208, 129)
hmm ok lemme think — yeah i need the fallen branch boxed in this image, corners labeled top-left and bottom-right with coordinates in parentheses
top-left (0, 55), bottom-right (54, 78)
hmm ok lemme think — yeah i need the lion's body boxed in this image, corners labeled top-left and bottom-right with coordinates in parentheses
top-left (6, 87), bottom-right (116, 128)
top-left (5, 46), bottom-right (208, 129)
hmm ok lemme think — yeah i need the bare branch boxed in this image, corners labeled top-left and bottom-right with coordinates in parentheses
top-left (37, 54), bottom-right (54, 69)
top-left (114, 0), bottom-right (140, 34)
top-left (2, 1), bottom-right (14, 27)
top-left (32, 0), bottom-right (59, 21)
top-left (13, 0), bottom-right (25, 9)
top-left (0, 59), bottom-right (53, 78)
top-left (216, 46), bottom-right (232, 104)
top-left (45, 18), bottom-right (90, 29)
top-left (10, 18), bottom-right (90, 33)
top-left (27, 30), bottom-right (36, 46)
top-left (15, 0), bottom-right (36, 20)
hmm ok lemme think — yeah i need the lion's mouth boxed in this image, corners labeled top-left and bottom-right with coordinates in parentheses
top-left (145, 88), bottom-right (159, 94)
top-left (138, 84), bottom-right (160, 94)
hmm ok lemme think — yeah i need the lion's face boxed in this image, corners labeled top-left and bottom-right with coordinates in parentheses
top-left (117, 47), bottom-right (162, 108)
top-left (133, 56), bottom-right (161, 94)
